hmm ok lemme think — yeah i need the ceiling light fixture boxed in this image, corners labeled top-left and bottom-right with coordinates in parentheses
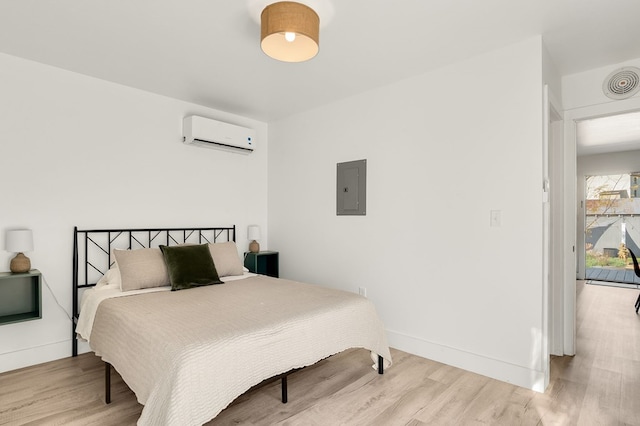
top-left (261, 1), bottom-right (320, 63)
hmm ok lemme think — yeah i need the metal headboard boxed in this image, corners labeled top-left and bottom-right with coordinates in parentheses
top-left (72, 225), bottom-right (236, 356)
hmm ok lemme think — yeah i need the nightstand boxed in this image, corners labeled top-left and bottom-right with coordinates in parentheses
top-left (0, 269), bottom-right (42, 325)
top-left (244, 251), bottom-right (279, 278)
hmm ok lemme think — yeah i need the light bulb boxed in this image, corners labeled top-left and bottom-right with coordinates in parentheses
top-left (284, 32), bottom-right (296, 42)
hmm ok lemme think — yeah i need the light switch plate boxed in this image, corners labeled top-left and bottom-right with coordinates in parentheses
top-left (490, 210), bottom-right (501, 227)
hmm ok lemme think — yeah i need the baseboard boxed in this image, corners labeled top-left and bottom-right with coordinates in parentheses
top-left (387, 329), bottom-right (548, 392)
top-left (0, 340), bottom-right (70, 374)
top-left (1, 331), bottom-right (548, 392)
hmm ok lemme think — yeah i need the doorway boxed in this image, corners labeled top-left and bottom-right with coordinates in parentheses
top-left (566, 102), bottom-right (640, 356)
top-left (583, 173), bottom-right (640, 288)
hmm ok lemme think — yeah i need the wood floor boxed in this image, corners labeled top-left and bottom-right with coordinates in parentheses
top-left (1, 281), bottom-right (639, 425)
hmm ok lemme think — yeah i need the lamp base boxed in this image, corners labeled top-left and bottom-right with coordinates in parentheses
top-left (10, 252), bottom-right (31, 273)
top-left (249, 240), bottom-right (260, 253)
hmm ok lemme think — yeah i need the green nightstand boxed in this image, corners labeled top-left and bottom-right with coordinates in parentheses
top-left (244, 251), bottom-right (279, 278)
top-left (0, 269), bottom-right (42, 325)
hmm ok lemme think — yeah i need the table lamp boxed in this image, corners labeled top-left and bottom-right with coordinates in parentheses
top-left (6, 229), bottom-right (34, 273)
top-left (248, 225), bottom-right (261, 253)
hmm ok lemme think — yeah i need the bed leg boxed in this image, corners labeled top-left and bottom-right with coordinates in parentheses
top-left (378, 355), bottom-right (384, 375)
top-left (72, 317), bottom-right (78, 357)
top-left (281, 375), bottom-right (288, 404)
top-left (105, 362), bottom-right (112, 404)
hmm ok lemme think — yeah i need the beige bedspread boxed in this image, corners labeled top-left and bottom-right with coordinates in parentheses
top-left (89, 275), bottom-right (392, 425)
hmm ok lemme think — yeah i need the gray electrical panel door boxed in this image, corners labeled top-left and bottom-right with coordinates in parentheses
top-left (337, 159), bottom-right (366, 215)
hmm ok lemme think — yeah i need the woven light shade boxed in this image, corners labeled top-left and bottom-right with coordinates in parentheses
top-left (261, 1), bottom-right (319, 62)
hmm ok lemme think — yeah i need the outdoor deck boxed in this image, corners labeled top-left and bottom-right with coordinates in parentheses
top-left (586, 267), bottom-right (640, 285)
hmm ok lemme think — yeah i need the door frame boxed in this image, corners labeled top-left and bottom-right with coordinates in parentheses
top-left (563, 95), bottom-right (640, 356)
top-left (546, 88), bottom-right (564, 357)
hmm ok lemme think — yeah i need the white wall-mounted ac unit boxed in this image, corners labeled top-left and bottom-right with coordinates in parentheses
top-left (183, 115), bottom-right (255, 154)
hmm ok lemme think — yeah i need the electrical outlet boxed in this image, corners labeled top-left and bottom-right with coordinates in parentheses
top-left (358, 287), bottom-right (367, 297)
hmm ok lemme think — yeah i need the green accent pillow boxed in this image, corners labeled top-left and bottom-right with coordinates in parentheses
top-left (159, 244), bottom-right (223, 291)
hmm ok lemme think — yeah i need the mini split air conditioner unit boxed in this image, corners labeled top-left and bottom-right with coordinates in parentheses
top-left (183, 115), bottom-right (255, 154)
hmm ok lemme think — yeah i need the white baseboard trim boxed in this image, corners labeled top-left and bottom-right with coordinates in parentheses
top-left (387, 329), bottom-right (548, 392)
top-left (1, 331), bottom-right (548, 392)
top-left (0, 340), bottom-right (70, 374)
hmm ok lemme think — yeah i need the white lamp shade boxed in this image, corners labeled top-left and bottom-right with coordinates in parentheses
top-left (248, 225), bottom-right (261, 241)
top-left (6, 229), bottom-right (34, 253)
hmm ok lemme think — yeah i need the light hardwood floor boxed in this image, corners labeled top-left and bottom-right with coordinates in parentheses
top-left (1, 281), bottom-right (639, 425)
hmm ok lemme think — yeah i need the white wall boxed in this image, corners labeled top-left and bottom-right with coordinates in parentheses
top-left (578, 150), bottom-right (640, 176)
top-left (0, 52), bottom-right (268, 372)
top-left (543, 44), bottom-right (563, 107)
top-left (268, 37), bottom-right (547, 390)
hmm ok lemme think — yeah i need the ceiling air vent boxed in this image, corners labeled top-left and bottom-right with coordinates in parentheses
top-left (602, 66), bottom-right (640, 100)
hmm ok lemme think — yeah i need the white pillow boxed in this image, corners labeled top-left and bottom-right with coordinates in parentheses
top-left (95, 266), bottom-right (122, 290)
top-left (113, 248), bottom-right (170, 291)
top-left (208, 242), bottom-right (244, 277)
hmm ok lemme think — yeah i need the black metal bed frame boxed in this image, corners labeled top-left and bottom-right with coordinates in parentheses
top-left (72, 225), bottom-right (236, 357)
top-left (71, 224), bottom-right (383, 408)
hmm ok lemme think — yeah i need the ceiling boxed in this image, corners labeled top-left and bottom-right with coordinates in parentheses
top-left (577, 111), bottom-right (640, 156)
top-left (1, 0), bottom-right (640, 122)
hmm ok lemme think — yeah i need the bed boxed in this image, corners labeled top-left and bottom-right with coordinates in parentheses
top-left (72, 226), bottom-right (392, 425)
